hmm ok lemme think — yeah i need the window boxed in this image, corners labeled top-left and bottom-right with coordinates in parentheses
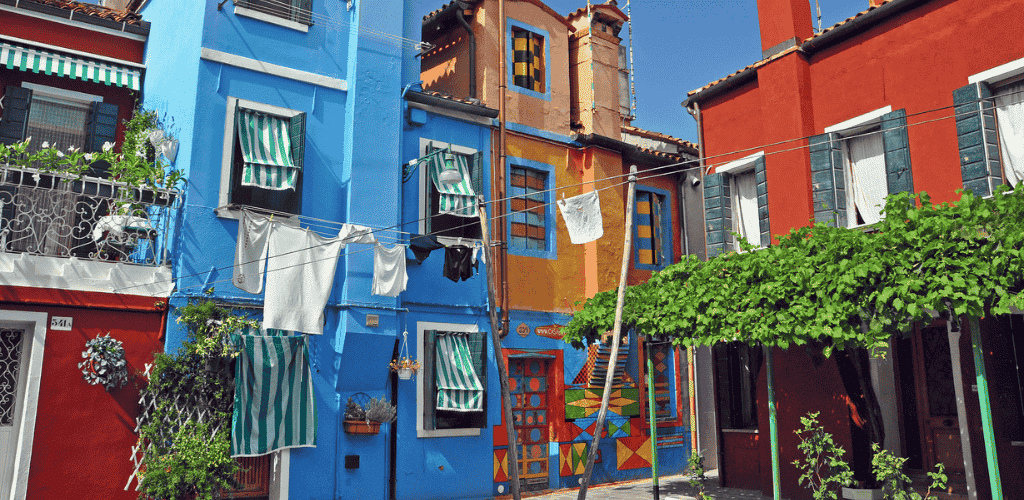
top-left (713, 342), bottom-right (762, 430)
top-left (506, 20), bottom-right (550, 100)
top-left (958, 57), bottom-right (1024, 195)
top-left (509, 166), bottom-right (547, 251)
top-left (705, 153), bottom-right (769, 257)
top-left (811, 107), bottom-right (913, 227)
top-left (730, 170), bottom-right (760, 249)
top-left (421, 141), bottom-right (482, 240)
top-left (634, 188), bottom-right (670, 268)
top-left (234, 0), bottom-right (313, 28)
top-left (512, 27), bottom-right (544, 93)
top-left (417, 322), bottom-right (487, 437)
top-left (993, 78), bottom-right (1024, 186)
top-left (220, 97), bottom-right (305, 216)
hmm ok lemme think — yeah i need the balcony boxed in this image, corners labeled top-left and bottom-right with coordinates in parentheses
top-left (0, 164), bottom-right (179, 267)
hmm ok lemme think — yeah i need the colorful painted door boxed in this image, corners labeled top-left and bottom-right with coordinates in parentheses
top-left (0, 328), bottom-right (26, 499)
top-left (510, 358), bottom-right (549, 492)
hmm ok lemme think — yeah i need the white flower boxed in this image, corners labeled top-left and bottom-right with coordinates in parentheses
top-left (56, 150), bottom-right (64, 158)
top-left (84, 153), bottom-right (93, 161)
top-left (67, 145), bottom-right (79, 153)
top-left (24, 137), bottom-right (31, 145)
top-left (102, 142), bottom-right (115, 152)
top-left (31, 173), bottom-right (40, 183)
top-left (41, 141), bottom-right (50, 149)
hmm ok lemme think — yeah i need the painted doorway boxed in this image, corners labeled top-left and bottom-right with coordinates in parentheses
top-left (912, 325), bottom-right (964, 473)
top-left (510, 357), bottom-right (550, 492)
top-left (0, 327), bottom-right (28, 499)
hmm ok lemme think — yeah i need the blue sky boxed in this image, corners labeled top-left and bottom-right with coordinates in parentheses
top-left (412, 0), bottom-right (875, 142)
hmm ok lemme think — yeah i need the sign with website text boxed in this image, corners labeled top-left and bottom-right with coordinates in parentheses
top-left (534, 324), bottom-right (564, 340)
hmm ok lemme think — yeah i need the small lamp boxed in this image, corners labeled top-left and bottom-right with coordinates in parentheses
top-left (438, 150), bottom-right (462, 185)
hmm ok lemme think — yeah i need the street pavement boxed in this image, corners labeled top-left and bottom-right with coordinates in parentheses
top-left (510, 470), bottom-right (773, 500)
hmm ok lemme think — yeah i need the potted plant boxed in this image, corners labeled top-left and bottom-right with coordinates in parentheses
top-left (343, 396), bottom-right (396, 435)
top-left (79, 332), bottom-right (129, 391)
top-left (389, 356), bottom-right (420, 380)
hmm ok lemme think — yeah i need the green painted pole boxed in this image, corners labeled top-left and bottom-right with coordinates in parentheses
top-left (969, 316), bottom-right (1002, 499)
top-left (647, 355), bottom-right (660, 500)
top-left (766, 346), bottom-right (781, 500)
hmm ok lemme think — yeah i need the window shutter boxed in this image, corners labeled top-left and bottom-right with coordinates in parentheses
top-left (470, 151), bottom-right (483, 198)
top-left (754, 156), bottom-right (771, 247)
top-left (652, 194), bottom-right (664, 266)
top-left (953, 83), bottom-right (1002, 196)
top-left (85, 101), bottom-right (119, 153)
top-left (294, 0), bottom-right (313, 26)
top-left (423, 330), bottom-right (437, 430)
top-left (289, 112), bottom-right (306, 170)
top-left (0, 86), bottom-right (32, 145)
top-left (881, 109), bottom-right (914, 196)
top-left (809, 133), bottom-right (847, 227)
top-left (703, 172), bottom-right (732, 258)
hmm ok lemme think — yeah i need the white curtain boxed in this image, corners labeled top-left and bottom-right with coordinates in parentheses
top-left (731, 171), bottom-right (759, 249)
top-left (847, 133), bottom-right (887, 225)
top-left (995, 81), bottom-right (1024, 187)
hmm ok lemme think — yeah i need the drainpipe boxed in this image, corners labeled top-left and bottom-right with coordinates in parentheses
top-left (684, 101), bottom-right (705, 172)
top-left (454, 6), bottom-right (477, 99)
top-left (498, 0), bottom-right (509, 337)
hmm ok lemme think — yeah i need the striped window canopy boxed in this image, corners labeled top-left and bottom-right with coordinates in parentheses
top-left (235, 108), bottom-right (302, 191)
top-left (0, 42), bottom-right (142, 91)
top-left (231, 330), bottom-right (317, 457)
top-left (422, 147), bottom-right (478, 218)
top-left (435, 332), bottom-right (484, 412)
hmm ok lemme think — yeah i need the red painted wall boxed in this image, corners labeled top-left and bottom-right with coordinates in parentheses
top-left (0, 10), bottom-right (146, 63)
top-left (0, 296), bottom-right (165, 500)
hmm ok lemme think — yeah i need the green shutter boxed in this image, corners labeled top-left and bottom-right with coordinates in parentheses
top-left (423, 330), bottom-right (437, 430)
top-left (953, 83), bottom-right (1002, 196)
top-left (470, 151), bottom-right (484, 200)
top-left (86, 101), bottom-right (119, 153)
top-left (881, 109), bottom-right (914, 196)
top-left (703, 172), bottom-right (731, 257)
top-left (809, 132), bottom-right (847, 227)
top-left (294, 0), bottom-right (313, 26)
top-left (754, 156), bottom-right (771, 247)
top-left (0, 86), bottom-right (32, 145)
top-left (289, 112), bottom-right (305, 169)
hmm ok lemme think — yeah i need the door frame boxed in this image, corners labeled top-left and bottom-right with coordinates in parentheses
top-left (0, 310), bottom-right (47, 500)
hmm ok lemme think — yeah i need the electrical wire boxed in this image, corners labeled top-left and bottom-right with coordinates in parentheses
top-left (113, 89), bottom-right (1020, 294)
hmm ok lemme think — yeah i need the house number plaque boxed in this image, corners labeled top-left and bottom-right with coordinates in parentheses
top-left (50, 316), bottom-right (73, 331)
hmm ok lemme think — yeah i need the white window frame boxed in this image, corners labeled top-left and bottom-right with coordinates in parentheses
top-left (269, 449), bottom-right (290, 500)
top-left (415, 138), bottom-right (481, 245)
top-left (969, 56), bottom-right (1024, 85)
top-left (234, 4), bottom-right (310, 33)
top-left (216, 97), bottom-right (304, 220)
top-left (717, 151), bottom-right (764, 250)
top-left (825, 106), bottom-right (892, 228)
top-left (21, 82), bottom-right (103, 104)
top-left (416, 321), bottom-right (482, 438)
top-left (0, 310), bottom-right (47, 500)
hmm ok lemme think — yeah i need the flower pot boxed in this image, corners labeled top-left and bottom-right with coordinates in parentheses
top-left (842, 487), bottom-right (884, 500)
top-left (397, 368), bottom-right (414, 380)
top-left (344, 420), bottom-right (381, 435)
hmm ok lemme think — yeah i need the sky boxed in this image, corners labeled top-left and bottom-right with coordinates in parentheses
top-left (412, 0), bottom-right (875, 143)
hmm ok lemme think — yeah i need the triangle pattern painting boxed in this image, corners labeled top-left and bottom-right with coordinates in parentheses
top-left (616, 436), bottom-right (652, 471)
top-left (493, 448), bottom-right (508, 482)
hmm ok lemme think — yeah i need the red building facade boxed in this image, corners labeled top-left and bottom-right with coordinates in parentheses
top-left (684, 0), bottom-right (1024, 498)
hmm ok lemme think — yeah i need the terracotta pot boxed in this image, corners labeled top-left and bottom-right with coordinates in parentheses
top-left (397, 368), bottom-right (414, 380)
top-left (343, 420), bottom-right (381, 435)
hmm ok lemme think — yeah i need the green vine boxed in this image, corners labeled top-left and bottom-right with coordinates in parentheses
top-left (792, 412), bottom-right (854, 499)
top-left (136, 299), bottom-right (260, 500)
top-left (564, 186), bottom-right (1024, 353)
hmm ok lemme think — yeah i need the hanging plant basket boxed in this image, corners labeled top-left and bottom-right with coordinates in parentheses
top-left (389, 330), bottom-right (419, 380)
top-left (343, 420), bottom-right (381, 435)
top-left (397, 367), bottom-right (414, 380)
top-left (79, 332), bottom-right (129, 392)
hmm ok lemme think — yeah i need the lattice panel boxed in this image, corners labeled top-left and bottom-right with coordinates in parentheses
top-left (0, 328), bottom-right (25, 427)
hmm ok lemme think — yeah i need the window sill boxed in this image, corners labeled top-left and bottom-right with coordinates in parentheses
top-left (215, 205), bottom-right (300, 222)
top-left (417, 427), bottom-right (481, 439)
top-left (634, 262), bottom-right (667, 271)
top-left (508, 246), bottom-right (556, 261)
top-left (721, 428), bottom-right (759, 434)
top-left (234, 5), bottom-right (309, 33)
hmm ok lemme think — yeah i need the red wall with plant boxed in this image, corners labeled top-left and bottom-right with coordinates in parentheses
top-left (0, 292), bottom-right (165, 500)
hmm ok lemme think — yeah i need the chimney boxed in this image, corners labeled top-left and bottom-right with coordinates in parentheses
top-left (755, 0), bottom-right (814, 59)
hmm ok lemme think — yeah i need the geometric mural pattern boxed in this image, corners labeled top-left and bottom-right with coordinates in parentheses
top-left (494, 447), bottom-right (509, 482)
top-left (559, 442), bottom-right (602, 476)
top-left (616, 435), bottom-right (652, 470)
top-left (606, 417), bottom-right (631, 438)
top-left (511, 358), bottom-right (550, 492)
top-left (565, 388), bottom-right (640, 419)
top-left (647, 343), bottom-right (674, 419)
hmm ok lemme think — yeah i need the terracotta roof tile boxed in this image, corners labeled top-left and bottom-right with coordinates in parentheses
top-left (413, 89), bottom-right (490, 108)
top-left (22, 0), bottom-right (145, 26)
top-left (688, 0), bottom-right (896, 97)
top-left (622, 125), bottom-right (699, 152)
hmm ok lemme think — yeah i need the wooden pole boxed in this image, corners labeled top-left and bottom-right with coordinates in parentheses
top-left (479, 195), bottom-right (520, 500)
top-left (577, 166), bottom-right (637, 500)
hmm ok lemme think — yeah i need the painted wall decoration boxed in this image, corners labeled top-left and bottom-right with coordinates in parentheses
top-left (616, 436), bottom-right (652, 471)
top-left (565, 387), bottom-right (639, 419)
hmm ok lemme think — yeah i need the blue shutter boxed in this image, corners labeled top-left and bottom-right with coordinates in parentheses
top-left (881, 109), bottom-right (914, 196)
top-left (953, 83), bottom-right (1002, 196)
top-left (703, 172), bottom-right (732, 258)
top-left (754, 156), bottom-right (771, 247)
top-left (809, 133), bottom-right (847, 227)
top-left (86, 101), bottom-right (119, 153)
top-left (0, 86), bottom-right (32, 145)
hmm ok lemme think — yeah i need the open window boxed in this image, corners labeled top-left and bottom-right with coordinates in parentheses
top-left (955, 57), bottom-right (1024, 196)
top-left (234, 0), bottom-right (313, 27)
top-left (713, 342), bottom-right (762, 430)
top-left (417, 139), bottom-right (482, 241)
top-left (416, 322), bottom-right (487, 437)
top-left (704, 153), bottom-right (769, 257)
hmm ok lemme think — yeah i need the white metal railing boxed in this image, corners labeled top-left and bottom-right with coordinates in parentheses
top-left (0, 164), bottom-right (180, 266)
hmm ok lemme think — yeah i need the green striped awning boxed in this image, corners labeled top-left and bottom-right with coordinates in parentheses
top-left (435, 332), bottom-right (484, 412)
top-left (424, 150), bottom-right (478, 218)
top-left (236, 109), bottom-right (299, 190)
top-left (0, 42), bottom-right (141, 91)
top-left (231, 332), bottom-right (317, 457)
